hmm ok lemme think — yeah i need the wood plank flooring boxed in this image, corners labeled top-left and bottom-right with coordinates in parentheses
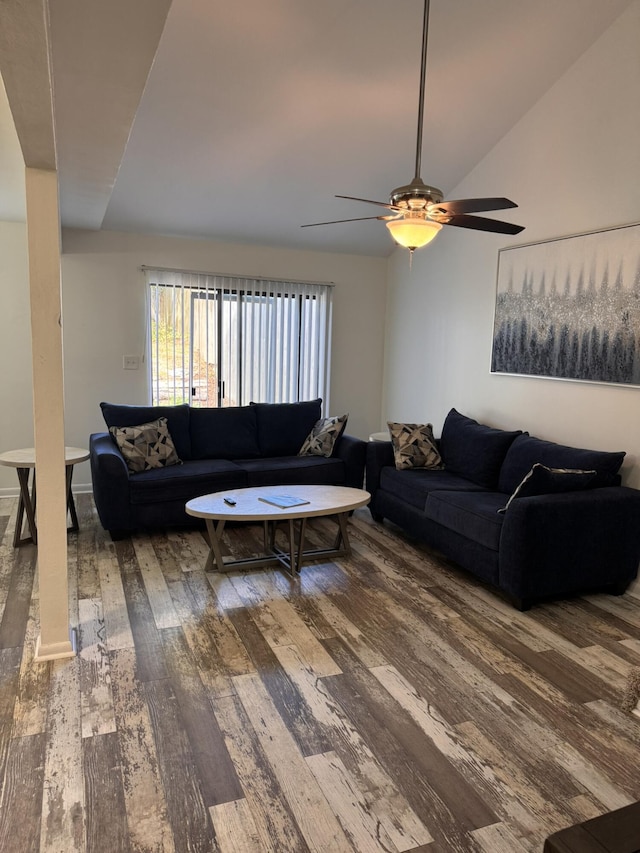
top-left (0, 493), bottom-right (639, 852)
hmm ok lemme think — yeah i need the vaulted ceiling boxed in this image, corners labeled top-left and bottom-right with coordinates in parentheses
top-left (0, 0), bottom-right (634, 256)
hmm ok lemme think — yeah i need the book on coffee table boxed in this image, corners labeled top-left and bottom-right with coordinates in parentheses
top-left (258, 495), bottom-right (311, 509)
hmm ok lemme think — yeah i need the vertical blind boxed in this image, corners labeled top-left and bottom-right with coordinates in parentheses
top-left (145, 268), bottom-right (333, 409)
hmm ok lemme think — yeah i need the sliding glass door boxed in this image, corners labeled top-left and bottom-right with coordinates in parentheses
top-left (147, 270), bottom-right (332, 409)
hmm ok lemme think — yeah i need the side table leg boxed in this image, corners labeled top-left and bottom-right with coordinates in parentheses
top-left (14, 482), bottom-right (25, 547)
top-left (14, 467), bottom-right (37, 546)
top-left (66, 464), bottom-right (80, 532)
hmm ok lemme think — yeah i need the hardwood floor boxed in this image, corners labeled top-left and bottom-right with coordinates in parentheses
top-left (0, 493), bottom-right (639, 852)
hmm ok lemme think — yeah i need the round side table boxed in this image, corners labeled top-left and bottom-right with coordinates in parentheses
top-left (0, 446), bottom-right (89, 546)
top-left (368, 431), bottom-right (390, 442)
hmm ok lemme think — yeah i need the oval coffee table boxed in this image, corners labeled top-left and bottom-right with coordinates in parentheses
top-left (185, 484), bottom-right (370, 574)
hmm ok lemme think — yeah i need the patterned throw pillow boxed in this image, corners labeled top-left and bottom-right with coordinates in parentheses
top-left (299, 414), bottom-right (348, 457)
top-left (388, 422), bottom-right (444, 470)
top-left (109, 417), bottom-right (182, 473)
top-left (499, 463), bottom-right (596, 513)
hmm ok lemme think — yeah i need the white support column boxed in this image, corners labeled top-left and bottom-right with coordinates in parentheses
top-left (1, 0), bottom-right (171, 663)
top-left (25, 166), bottom-right (74, 661)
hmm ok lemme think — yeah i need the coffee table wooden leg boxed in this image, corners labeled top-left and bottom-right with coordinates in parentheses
top-left (205, 518), bottom-right (226, 572)
top-left (294, 517), bottom-right (308, 573)
top-left (268, 521), bottom-right (277, 552)
top-left (336, 512), bottom-right (351, 554)
top-left (14, 467), bottom-right (37, 546)
top-left (286, 519), bottom-right (296, 573)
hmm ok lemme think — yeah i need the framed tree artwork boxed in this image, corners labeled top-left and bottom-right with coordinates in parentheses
top-left (491, 222), bottom-right (640, 386)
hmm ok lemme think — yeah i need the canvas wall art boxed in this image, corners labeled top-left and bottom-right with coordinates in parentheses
top-left (491, 222), bottom-right (640, 385)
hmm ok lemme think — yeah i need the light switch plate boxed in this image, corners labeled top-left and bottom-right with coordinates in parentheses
top-left (123, 355), bottom-right (139, 370)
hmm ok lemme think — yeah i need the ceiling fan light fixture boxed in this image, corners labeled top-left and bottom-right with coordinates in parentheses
top-left (386, 216), bottom-right (442, 250)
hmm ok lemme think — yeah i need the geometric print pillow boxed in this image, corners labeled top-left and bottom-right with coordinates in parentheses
top-left (109, 417), bottom-right (182, 473)
top-left (299, 414), bottom-right (348, 458)
top-left (387, 422), bottom-right (444, 470)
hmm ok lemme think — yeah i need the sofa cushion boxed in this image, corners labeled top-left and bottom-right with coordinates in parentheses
top-left (101, 402), bottom-right (192, 460)
top-left (129, 459), bottom-right (247, 505)
top-left (387, 422), bottom-right (443, 470)
top-left (425, 490), bottom-right (506, 551)
top-left (498, 433), bottom-right (625, 494)
top-left (439, 409), bottom-right (522, 489)
top-left (109, 417), bottom-right (181, 473)
top-left (379, 467), bottom-right (487, 511)
top-left (235, 455), bottom-right (344, 487)
top-left (299, 414), bottom-right (348, 457)
top-left (190, 405), bottom-right (260, 460)
top-left (251, 399), bottom-right (322, 457)
top-left (500, 463), bottom-right (597, 513)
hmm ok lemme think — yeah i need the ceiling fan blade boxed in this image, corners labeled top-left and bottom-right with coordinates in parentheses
top-left (301, 215), bottom-right (389, 228)
top-left (440, 214), bottom-right (524, 235)
top-left (335, 195), bottom-right (399, 211)
top-left (431, 197), bottom-right (518, 216)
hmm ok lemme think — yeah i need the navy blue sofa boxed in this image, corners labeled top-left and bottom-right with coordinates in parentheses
top-left (90, 399), bottom-right (366, 539)
top-left (366, 409), bottom-right (640, 609)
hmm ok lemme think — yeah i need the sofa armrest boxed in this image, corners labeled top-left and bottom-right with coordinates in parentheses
top-left (89, 432), bottom-right (133, 532)
top-left (365, 440), bottom-right (394, 497)
top-left (499, 486), bottom-right (640, 604)
top-left (333, 433), bottom-right (367, 488)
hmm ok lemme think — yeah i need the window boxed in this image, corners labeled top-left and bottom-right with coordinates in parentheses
top-left (145, 269), bottom-right (333, 408)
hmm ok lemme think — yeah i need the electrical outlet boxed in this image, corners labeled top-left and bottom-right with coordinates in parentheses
top-left (123, 355), bottom-right (139, 370)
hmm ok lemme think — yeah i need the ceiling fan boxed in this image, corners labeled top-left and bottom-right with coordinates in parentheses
top-left (301, 0), bottom-right (524, 255)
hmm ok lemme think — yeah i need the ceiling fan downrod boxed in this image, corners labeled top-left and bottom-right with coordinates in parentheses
top-left (414, 0), bottom-right (429, 182)
top-left (390, 0), bottom-right (444, 211)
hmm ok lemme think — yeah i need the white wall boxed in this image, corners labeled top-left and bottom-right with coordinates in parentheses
top-left (383, 1), bottom-right (640, 488)
top-left (0, 220), bottom-right (33, 491)
top-left (60, 229), bottom-right (388, 489)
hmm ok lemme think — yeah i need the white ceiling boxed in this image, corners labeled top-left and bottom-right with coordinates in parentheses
top-left (0, 0), bottom-right (634, 256)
